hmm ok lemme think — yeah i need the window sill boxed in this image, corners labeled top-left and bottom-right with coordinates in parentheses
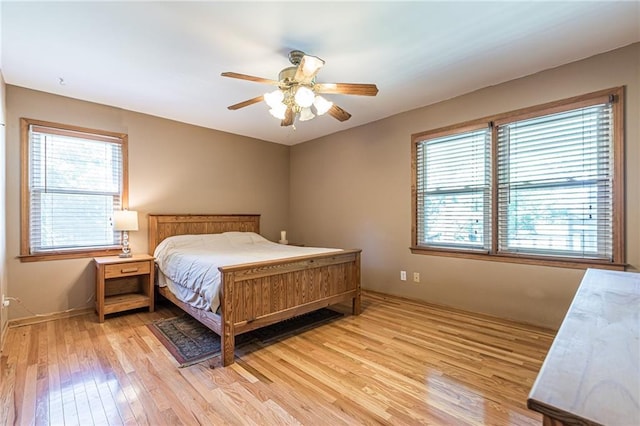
top-left (19, 247), bottom-right (123, 262)
top-left (410, 246), bottom-right (626, 271)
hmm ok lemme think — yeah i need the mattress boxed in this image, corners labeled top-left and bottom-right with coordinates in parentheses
top-left (153, 231), bottom-right (341, 313)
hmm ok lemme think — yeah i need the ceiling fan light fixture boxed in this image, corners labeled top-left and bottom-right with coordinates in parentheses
top-left (299, 107), bottom-right (315, 122)
top-left (313, 95), bottom-right (333, 115)
top-left (294, 86), bottom-right (315, 108)
top-left (222, 50), bottom-right (378, 127)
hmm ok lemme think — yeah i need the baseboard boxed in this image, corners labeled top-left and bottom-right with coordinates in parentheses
top-left (7, 307), bottom-right (94, 328)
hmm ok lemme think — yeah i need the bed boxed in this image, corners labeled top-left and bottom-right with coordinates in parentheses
top-left (148, 214), bottom-right (362, 367)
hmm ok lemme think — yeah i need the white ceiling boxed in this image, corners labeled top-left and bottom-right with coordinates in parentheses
top-left (1, 1), bottom-right (639, 146)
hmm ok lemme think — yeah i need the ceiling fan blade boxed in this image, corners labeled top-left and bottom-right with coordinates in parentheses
top-left (315, 83), bottom-right (378, 96)
top-left (328, 104), bottom-right (352, 122)
top-left (221, 72), bottom-right (279, 85)
top-left (227, 95), bottom-right (264, 110)
top-left (281, 106), bottom-right (294, 126)
top-left (294, 54), bottom-right (325, 84)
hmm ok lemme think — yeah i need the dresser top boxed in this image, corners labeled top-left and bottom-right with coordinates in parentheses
top-left (528, 268), bottom-right (640, 425)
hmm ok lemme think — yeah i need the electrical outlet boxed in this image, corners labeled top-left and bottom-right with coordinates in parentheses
top-left (400, 270), bottom-right (407, 281)
top-left (1, 294), bottom-right (9, 308)
top-left (413, 272), bottom-right (420, 283)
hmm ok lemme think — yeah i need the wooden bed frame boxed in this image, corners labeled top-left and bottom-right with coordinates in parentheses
top-left (148, 214), bottom-right (361, 367)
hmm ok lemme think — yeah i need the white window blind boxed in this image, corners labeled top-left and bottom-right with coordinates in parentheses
top-left (29, 125), bottom-right (124, 253)
top-left (497, 102), bottom-right (613, 260)
top-left (416, 128), bottom-right (491, 250)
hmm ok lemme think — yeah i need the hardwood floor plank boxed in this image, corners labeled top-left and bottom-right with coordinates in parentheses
top-left (34, 322), bottom-right (50, 425)
top-left (13, 326), bottom-right (33, 425)
top-left (1, 325), bottom-right (20, 425)
top-left (1, 292), bottom-right (555, 425)
top-left (45, 321), bottom-right (65, 425)
top-left (20, 363), bottom-right (38, 425)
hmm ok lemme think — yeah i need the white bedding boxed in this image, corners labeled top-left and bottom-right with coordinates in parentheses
top-left (153, 232), bottom-right (341, 313)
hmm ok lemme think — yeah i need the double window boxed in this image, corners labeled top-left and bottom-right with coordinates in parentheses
top-left (412, 87), bottom-right (624, 269)
top-left (20, 119), bottom-right (128, 261)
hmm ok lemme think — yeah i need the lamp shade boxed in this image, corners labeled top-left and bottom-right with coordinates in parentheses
top-left (299, 107), bottom-right (315, 121)
top-left (113, 210), bottom-right (139, 231)
top-left (314, 95), bottom-right (333, 115)
top-left (269, 103), bottom-right (287, 119)
top-left (264, 90), bottom-right (284, 108)
top-left (294, 86), bottom-right (315, 108)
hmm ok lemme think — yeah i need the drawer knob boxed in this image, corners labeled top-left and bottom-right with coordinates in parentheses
top-left (121, 267), bottom-right (139, 273)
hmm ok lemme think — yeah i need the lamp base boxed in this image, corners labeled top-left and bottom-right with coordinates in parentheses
top-left (119, 230), bottom-right (132, 258)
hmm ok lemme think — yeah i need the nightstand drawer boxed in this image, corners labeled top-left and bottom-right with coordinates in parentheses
top-left (104, 261), bottom-right (151, 278)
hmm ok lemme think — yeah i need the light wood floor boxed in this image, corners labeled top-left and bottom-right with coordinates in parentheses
top-left (1, 291), bottom-right (555, 425)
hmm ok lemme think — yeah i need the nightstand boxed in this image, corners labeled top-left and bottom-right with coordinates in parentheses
top-left (94, 254), bottom-right (155, 322)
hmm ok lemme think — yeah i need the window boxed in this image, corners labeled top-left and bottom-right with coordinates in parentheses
top-left (20, 119), bottom-right (128, 261)
top-left (415, 125), bottom-right (491, 251)
top-left (412, 87), bottom-right (624, 269)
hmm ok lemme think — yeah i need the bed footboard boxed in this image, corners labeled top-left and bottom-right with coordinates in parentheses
top-left (218, 249), bottom-right (361, 366)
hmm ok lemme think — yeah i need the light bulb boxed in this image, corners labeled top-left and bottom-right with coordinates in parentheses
top-left (299, 107), bottom-right (315, 121)
top-left (313, 95), bottom-right (333, 115)
top-left (294, 86), bottom-right (315, 108)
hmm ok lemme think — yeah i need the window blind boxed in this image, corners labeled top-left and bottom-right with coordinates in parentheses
top-left (416, 127), bottom-right (491, 250)
top-left (496, 102), bottom-right (613, 260)
top-left (29, 125), bottom-right (124, 253)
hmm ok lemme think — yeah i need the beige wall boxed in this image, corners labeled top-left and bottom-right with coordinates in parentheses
top-left (5, 86), bottom-right (290, 321)
top-left (290, 43), bottom-right (640, 330)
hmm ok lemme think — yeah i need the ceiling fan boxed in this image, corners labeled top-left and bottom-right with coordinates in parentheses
top-left (221, 50), bottom-right (378, 127)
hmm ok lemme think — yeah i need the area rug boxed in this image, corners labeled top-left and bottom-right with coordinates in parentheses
top-left (148, 308), bottom-right (343, 367)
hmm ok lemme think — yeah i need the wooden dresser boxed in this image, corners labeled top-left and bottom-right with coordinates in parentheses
top-left (528, 268), bottom-right (639, 425)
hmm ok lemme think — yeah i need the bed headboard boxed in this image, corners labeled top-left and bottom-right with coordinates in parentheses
top-left (148, 214), bottom-right (260, 254)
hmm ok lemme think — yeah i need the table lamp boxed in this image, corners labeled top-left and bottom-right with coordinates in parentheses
top-left (113, 210), bottom-right (139, 257)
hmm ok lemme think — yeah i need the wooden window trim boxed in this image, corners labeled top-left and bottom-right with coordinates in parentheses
top-left (409, 246), bottom-right (626, 271)
top-left (411, 87), bottom-right (625, 270)
top-left (19, 118), bottom-right (129, 262)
